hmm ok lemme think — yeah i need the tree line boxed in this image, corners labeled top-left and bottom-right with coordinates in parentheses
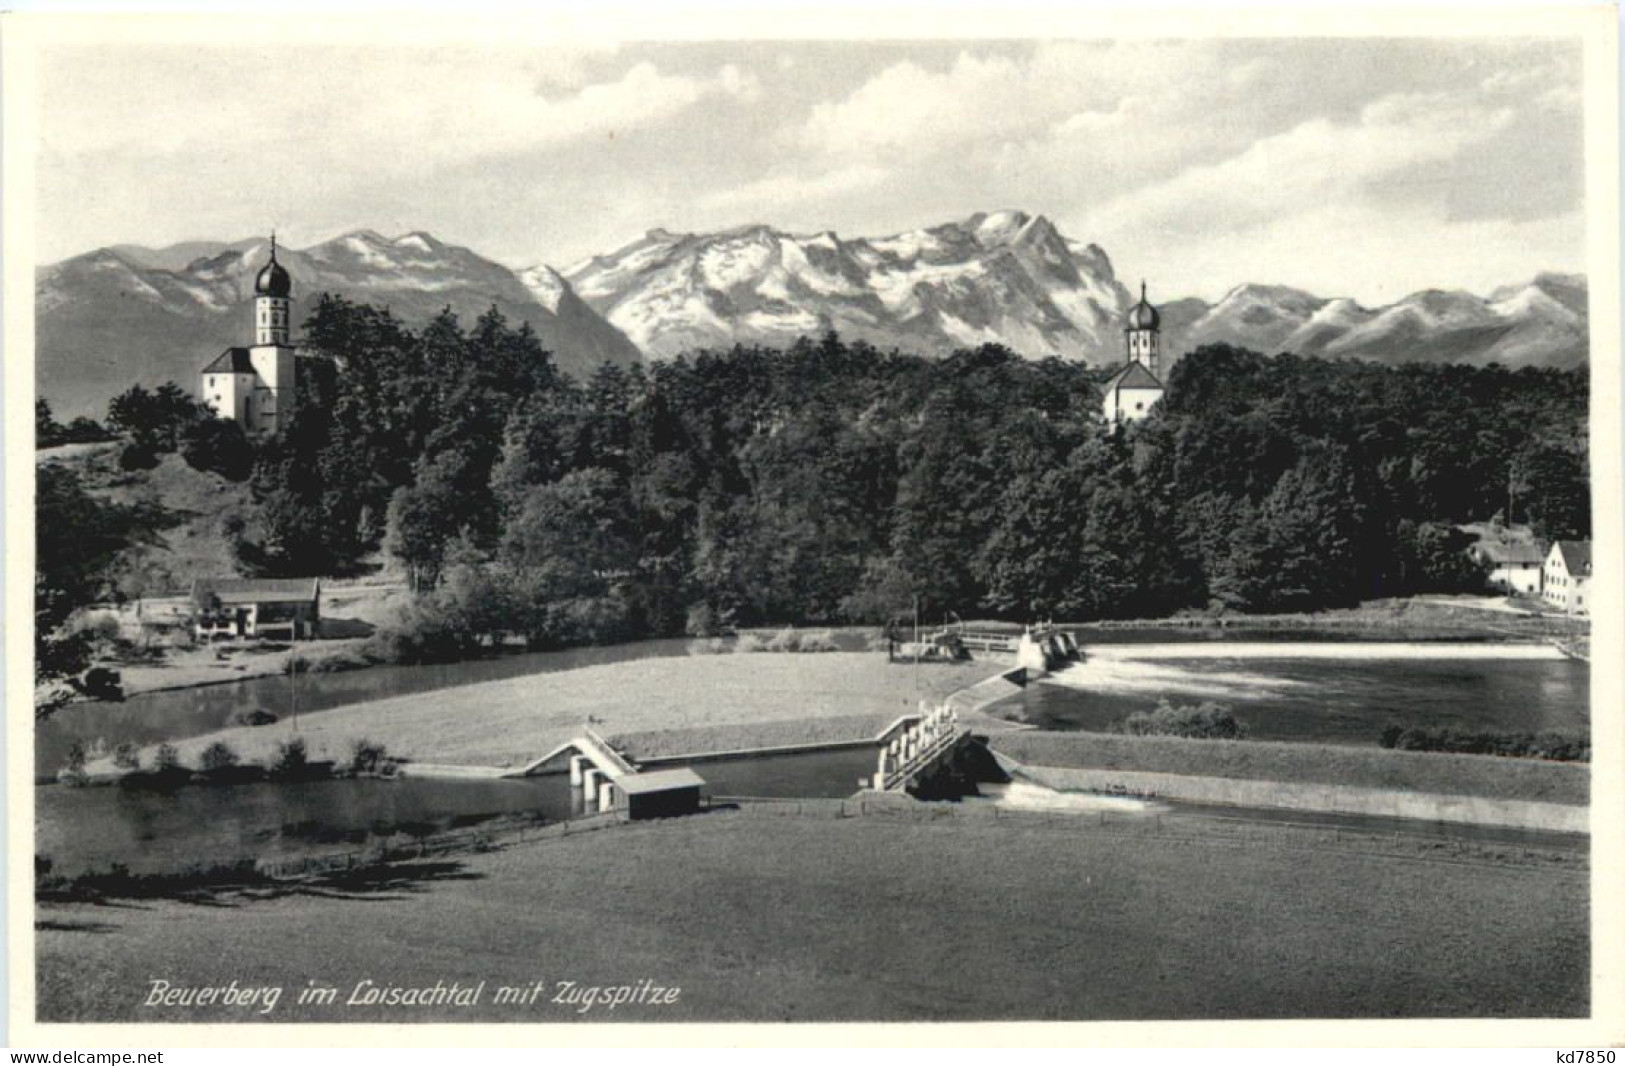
top-left (240, 298), bottom-right (1587, 655)
top-left (39, 294), bottom-right (1591, 676)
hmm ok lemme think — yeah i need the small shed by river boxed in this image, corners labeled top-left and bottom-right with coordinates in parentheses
top-left (616, 768), bottom-right (706, 820)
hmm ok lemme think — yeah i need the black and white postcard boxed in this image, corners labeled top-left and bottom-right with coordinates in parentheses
top-left (4, 4), bottom-right (1621, 1048)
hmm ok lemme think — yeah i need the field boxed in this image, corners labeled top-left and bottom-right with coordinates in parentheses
top-left (35, 809), bottom-right (1588, 1022)
top-left (91, 654), bottom-right (994, 774)
top-left (991, 732), bottom-right (1590, 805)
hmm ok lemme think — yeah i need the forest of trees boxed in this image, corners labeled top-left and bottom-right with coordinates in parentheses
top-left (208, 296), bottom-right (1589, 656)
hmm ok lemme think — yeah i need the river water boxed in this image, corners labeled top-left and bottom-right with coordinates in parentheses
top-left (33, 628), bottom-right (1589, 878)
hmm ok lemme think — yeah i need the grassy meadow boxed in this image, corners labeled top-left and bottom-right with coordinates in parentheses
top-left (36, 810), bottom-right (1587, 1022)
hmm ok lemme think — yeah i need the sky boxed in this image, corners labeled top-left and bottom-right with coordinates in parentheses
top-left (34, 35), bottom-right (1586, 304)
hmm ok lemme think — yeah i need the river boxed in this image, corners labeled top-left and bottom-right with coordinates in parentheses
top-left (33, 628), bottom-right (1589, 878)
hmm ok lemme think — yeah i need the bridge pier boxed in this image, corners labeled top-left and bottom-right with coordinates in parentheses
top-left (569, 754), bottom-right (586, 787)
top-left (597, 779), bottom-right (616, 814)
top-left (581, 766), bottom-right (599, 797)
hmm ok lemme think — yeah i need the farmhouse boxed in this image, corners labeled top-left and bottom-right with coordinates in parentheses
top-left (1102, 282), bottom-right (1166, 424)
top-left (1469, 537), bottom-right (1546, 595)
top-left (192, 577), bottom-right (321, 641)
top-left (1541, 540), bottom-right (1592, 616)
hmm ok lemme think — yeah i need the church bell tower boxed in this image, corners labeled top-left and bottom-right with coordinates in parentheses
top-left (1125, 280), bottom-right (1161, 376)
top-left (255, 234), bottom-right (292, 346)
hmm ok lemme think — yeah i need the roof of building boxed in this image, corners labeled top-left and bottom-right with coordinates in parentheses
top-left (191, 577), bottom-right (321, 605)
top-left (201, 347), bottom-right (256, 374)
top-left (1103, 361), bottom-right (1163, 392)
top-left (1553, 540), bottom-right (1592, 576)
top-left (1474, 540), bottom-right (1546, 565)
top-left (255, 239), bottom-right (292, 298)
top-left (616, 768), bottom-right (707, 795)
top-left (1458, 521), bottom-right (1536, 543)
top-left (1126, 281), bottom-right (1160, 331)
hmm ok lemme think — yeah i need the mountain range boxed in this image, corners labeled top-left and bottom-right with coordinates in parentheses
top-left (36, 213), bottom-right (1588, 420)
top-left (37, 231), bottom-right (642, 419)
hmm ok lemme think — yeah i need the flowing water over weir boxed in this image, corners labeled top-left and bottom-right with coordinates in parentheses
top-left (1016, 639), bottom-right (1588, 745)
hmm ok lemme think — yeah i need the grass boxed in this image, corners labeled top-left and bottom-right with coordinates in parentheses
top-left (990, 732), bottom-right (1590, 805)
top-left (613, 713), bottom-right (901, 760)
top-left (35, 811), bottom-right (1588, 1022)
top-left (95, 653), bottom-right (993, 774)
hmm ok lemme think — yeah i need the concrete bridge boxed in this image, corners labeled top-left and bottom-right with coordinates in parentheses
top-left (513, 726), bottom-right (641, 813)
top-left (867, 704), bottom-right (968, 792)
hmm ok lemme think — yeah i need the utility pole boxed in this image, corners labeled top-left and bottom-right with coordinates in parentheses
top-left (913, 594), bottom-right (921, 699)
top-left (289, 648), bottom-right (299, 733)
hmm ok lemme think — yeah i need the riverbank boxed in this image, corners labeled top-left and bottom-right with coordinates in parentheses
top-left (1069, 596), bottom-right (1587, 636)
top-left (988, 737), bottom-right (1586, 802)
top-left (86, 654), bottom-right (996, 776)
top-left (36, 809), bottom-right (1587, 1022)
top-left (988, 732), bottom-right (1589, 805)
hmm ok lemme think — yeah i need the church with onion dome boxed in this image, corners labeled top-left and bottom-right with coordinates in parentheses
top-left (1102, 281), bottom-right (1166, 424)
top-left (199, 236), bottom-right (302, 435)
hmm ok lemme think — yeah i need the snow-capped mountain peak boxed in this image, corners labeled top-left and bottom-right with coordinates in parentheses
top-left (564, 211), bottom-right (1132, 362)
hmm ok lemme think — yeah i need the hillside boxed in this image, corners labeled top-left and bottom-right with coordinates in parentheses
top-left (36, 442), bottom-right (252, 593)
top-left (37, 232), bottom-right (643, 419)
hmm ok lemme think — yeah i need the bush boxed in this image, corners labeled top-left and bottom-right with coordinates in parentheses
top-left (350, 738), bottom-right (396, 776)
top-left (685, 602), bottom-right (723, 638)
top-left (733, 632), bottom-right (765, 653)
top-left (199, 741), bottom-right (240, 772)
top-left (797, 629), bottom-right (839, 653)
top-left (269, 736), bottom-right (310, 777)
top-left (113, 742), bottom-right (140, 769)
top-left (686, 637), bottom-right (728, 656)
top-left (1117, 700), bottom-right (1248, 740)
top-left (81, 666), bottom-right (125, 701)
top-left (117, 442), bottom-right (161, 471)
top-left (153, 742), bottom-right (182, 772)
top-left (180, 417), bottom-right (254, 481)
top-left (1378, 725), bottom-right (1589, 762)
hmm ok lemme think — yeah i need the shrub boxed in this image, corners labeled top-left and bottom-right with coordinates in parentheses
top-left (1117, 700), bottom-right (1247, 740)
top-left (199, 741), bottom-right (240, 772)
top-left (797, 629), bottom-right (839, 653)
top-left (1378, 725), bottom-right (1589, 762)
top-left (117, 442), bottom-right (160, 471)
top-left (685, 602), bottom-right (722, 638)
top-left (112, 742), bottom-right (140, 769)
top-left (733, 632), bottom-right (765, 653)
top-left (81, 666), bottom-right (125, 701)
top-left (180, 417), bottom-right (254, 482)
top-left (350, 738), bottom-right (395, 776)
top-left (269, 736), bottom-right (310, 777)
top-left (765, 626), bottom-right (802, 652)
top-left (153, 742), bottom-right (182, 772)
top-left (686, 637), bottom-right (727, 656)
top-left (58, 742), bottom-right (90, 786)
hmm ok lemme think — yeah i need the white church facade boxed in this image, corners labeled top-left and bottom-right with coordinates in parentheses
top-left (1102, 282), bottom-right (1166, 424)
top-left (200, 238), bottom-right (300, 435)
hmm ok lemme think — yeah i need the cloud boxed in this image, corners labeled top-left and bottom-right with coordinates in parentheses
top-left (792, 41), bottom-right (1215, 162)
top-left (1086, 90), bottom-right (1518, 239)
top-left (41, 49), bottom-right (757, 171)
top-left (697, 164), bottom-right (890, 217)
